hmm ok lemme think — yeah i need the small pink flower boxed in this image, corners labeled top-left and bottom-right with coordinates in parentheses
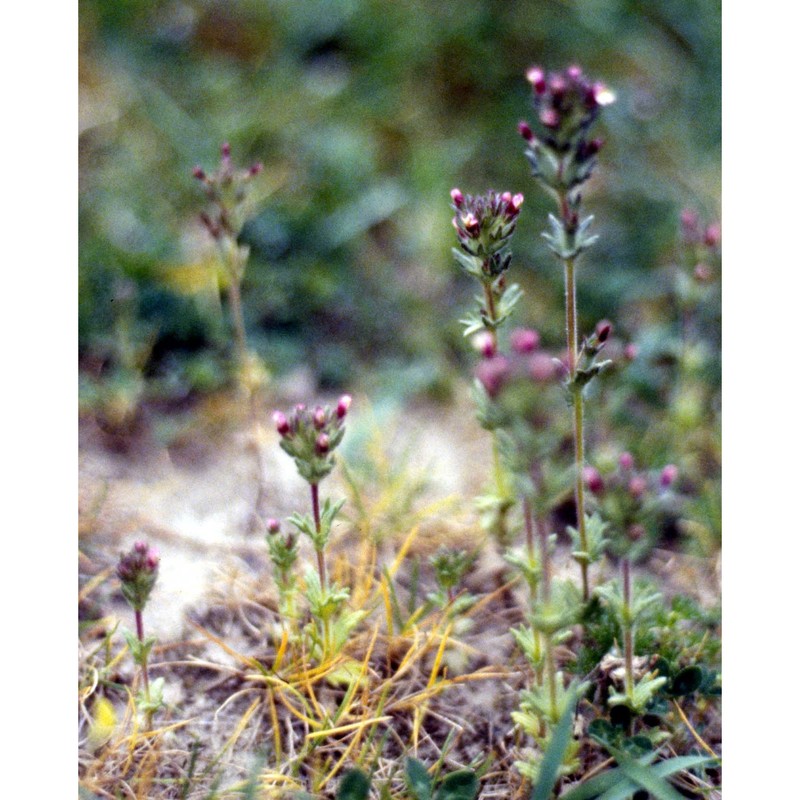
top-left (583, 466), bottom-right (604, 494)
top-left (528, 353), bottom-right (558, 382)
top-left (619, 451), bottom-right (634, 470)
top-left (336, 394), bottom-right (352, 418)
top-left (628, 475), bottom-right (647, 499)
top-left (595, 320), bottom-right (612, 343)
top-left (472, 331), bottom-right (496, 359)
top-left (623, 344), bottom-right (638, 361)
top-left (540, 108), bottom-right (560, 128)
top-left (476, 356), bottom-right (511, 397)
top-left (526, 66), bottom-right (547, 93)
top-left (660, 464), bottom-right (679, 488)
top-left (510, 328), bottom-right (540, 354)
top-left (450, 188), bottom-right (464, 208)
top-left (518, 121), bottom-right (534, 141)
top-left (273, 411), bottom-right (290, 436)
top-left (315, 433), bottom-right (331, 454)
top-left (313, 407), bottom-right (326, 429)
top-left (704, 222), bottom-right (721, 247)
top-left (266, 518), bottom-right (281, 535)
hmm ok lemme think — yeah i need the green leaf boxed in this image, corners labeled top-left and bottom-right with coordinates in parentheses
top-left (405, 758), bottom-right (433, 800)
top-left (337, 769), bottom-right (371, 800)
top-left (587, 718), bottom-right (617, 747)
top-left (531, 682), bottom-right (580, 800)
top-left (668, 665), bottom-right (704, 697)
top-left (560, 754), bottom-right (658, 800)
top-left (610, 748), bottom-right (684, 800)
top-left (434, 770), bottom-right (479, 800)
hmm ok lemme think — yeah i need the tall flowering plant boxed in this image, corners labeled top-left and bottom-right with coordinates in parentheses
top-left (519, 65), bottom-right (615, 600)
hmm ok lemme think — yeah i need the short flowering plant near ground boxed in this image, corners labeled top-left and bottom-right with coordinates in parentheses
top-left (78, 60), bottom-right (720, 800)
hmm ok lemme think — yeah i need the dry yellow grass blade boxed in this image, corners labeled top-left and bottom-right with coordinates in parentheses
top-left (672, 699), bottom-right (718, 757)
top-left (188, 619), bottom-right (265, 674)
top-left (266, 687), bottom-right (282, 763)
top-left (79, 566), bottom-right (114, 603)
top-left (305, 715), bottom-right (392, 741)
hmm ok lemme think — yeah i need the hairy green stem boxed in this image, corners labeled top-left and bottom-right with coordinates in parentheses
top-left (134, 608), bottom-right (150, 699)
top-left (622, 558), bottom-right (634, 699)
top-left (310, 483), bottom-right (326, 589)
top-left (565, 254), bottom-right (589, 601)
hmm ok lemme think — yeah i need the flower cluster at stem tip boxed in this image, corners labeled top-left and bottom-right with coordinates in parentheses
top-left (192, 142), bottom-right (263, 241)
top-left (519, 64), bottom-right (614, 207)
top-left (273, 395), bottom-right (352, 485)
top-left (451, 189), bottom-right (524, 279)
top-left (116, 541), bottom-right (160, 612)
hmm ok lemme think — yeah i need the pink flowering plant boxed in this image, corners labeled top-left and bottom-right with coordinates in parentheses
top-left (272, 396), bottom-right (363, 659)
top-left (193, 142), bottom-right (267, 392)
top-left (519, 65), bottom-right (616, 602)
top-left (116, 541), bottom-right (164, 722)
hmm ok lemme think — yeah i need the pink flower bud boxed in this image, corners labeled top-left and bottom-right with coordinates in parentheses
top-left (583, 466), bottom-right (604, 494)
top-left (567, 64), bottom-right (583, 81)
top-left (336, 394), bottom-right (352, 418)
top-left (313, 407), bottom-right (326, 429)
top-left (549, 75), bottom-right (567, 98)
top-left (619, 451), bottom-right (635, 470)
top-left (511, 193), bottom-right (524, 212)
top-left (192, 166), bottom-right (206, 181)
top-left (528, 353), bottom-right (558, 382)
top-left (475, 356), bottom-right (511, 398)
top-left (461, 212), bottom-right (480, 234)
top-left (586, 138), bottom-right (604, 156)
top-left (501, 191), bottom-right (512, 204)
top-left (315, 433), bottom-right (331, 454)
top-left (680, 208), bottom-right (700, 238)
top-left (623, 344), bottom-right (638, 361)
top-left (540, 108), bottom-right (560, 128)
top-left (704, 222), bottom-right (721, 247)
top-left (595, 320), bottom-right (612, 343)
top-left (510, 328), bottom-right (540, 354)
top-left (526, 66), bottom-right (547, 94)
top-left (249, 162), bottom-right (264, 176)
top-left (134, 540), bottom-right (148, 554)
top-left (146, 549), bottom-right (160, 570)
top-left (591, 83), bottom-right (615, 106)
top-left (693, 263), bottom-right (712, 283)
top-left (266, 518), bottom-right (281, 535)
top-left (660, 464), bottom-right (679, 488)
top-left (518, 120), bottom-right (534, 141)
top-left (221, 141), bottom-right (231, 158)
top-left (450, 188), bottom-right (464, 208)
top-left (472, 331), bottom-right (496, 358)
top-left (628, 475), bottom-right (647, 499)
top-left (273, 411), bottom-right (290, 436)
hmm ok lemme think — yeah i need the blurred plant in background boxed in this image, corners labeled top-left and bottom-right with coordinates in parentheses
top-left (79, 0), bottom-right (720, 402)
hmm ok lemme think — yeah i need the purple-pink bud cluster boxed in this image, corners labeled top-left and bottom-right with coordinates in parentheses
top-left (475, 328), bottom-right (558, 398)
top-left (450, 188), bottom-right (524, 249)
top-left (520, 64), bottom-right (614, 147)
top-left (116, 541), bottom-right (160, 611)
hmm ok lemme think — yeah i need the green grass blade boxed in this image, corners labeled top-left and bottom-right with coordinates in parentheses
top-left (531, 683), bottom-right (579, 800)
top-left (609, 748), bottom-right (684, 800)
top-left (560, 753), bottom-right (657, 800)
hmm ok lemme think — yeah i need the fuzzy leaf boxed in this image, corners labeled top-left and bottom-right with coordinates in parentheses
top-left (337, 769), bottom-right (371, 800)
top-left (405, 758), bottom-right (433, 800)
top-left (667, 665), bottom-right (704, 697)
top-left (434, 771), bottom-right (479, 800)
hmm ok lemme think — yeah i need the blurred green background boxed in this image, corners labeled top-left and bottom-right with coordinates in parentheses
top-left (79, 0), bottom-right (720, 402)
